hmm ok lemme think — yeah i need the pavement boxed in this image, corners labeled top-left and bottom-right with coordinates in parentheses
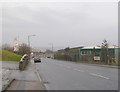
top-left (1, 61), bottom-right (19, 91)
top-left (2, 60), bottom-right (46, 91)
top-left (2, 69), bottom-right (13, 91)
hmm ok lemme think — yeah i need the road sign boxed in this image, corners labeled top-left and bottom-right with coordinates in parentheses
top-left (94, 56), bottom-right (100, 60)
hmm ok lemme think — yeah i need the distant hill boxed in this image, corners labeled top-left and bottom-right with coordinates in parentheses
top-left (0, 50), bottom-right (22, 61)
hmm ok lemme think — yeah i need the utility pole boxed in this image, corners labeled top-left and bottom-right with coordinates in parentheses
top-left (48, 43), bottom-right (54, 58)
top-left (52, 43), bottom-right (53, 52)
top-left (49, 43), bottom-right (53, 52)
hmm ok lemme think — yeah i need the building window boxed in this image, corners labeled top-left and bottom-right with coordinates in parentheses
top-left (81, 51), bottom-right (84, 55)
top-left (88, 51), bottom-right (91, 55)
top-left (81, 51), bottom-right (87, 55)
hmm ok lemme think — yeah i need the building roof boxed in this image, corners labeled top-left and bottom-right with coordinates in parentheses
top-left (70, 46), bottom-right (84, 49)
top-left (81, 45), bottom-right (119, 50)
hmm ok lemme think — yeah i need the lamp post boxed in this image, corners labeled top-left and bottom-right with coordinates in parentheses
top-left (28, 35), bottom-right (36, 61)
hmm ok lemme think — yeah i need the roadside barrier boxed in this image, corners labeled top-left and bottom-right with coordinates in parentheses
top-left (19, 54), bottom-right (29, 70)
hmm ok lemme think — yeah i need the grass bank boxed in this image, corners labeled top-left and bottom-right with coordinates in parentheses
top-left (0, 50), bottom-right (22, 62)
top-left (0, 50), bottom-right (1, 60)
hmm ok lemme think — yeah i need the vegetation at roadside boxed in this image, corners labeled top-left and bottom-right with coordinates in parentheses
top-left (0, 50), bottom-right (22, 61)
top-left (0, 51), bottom-right (1, 60)
top-left (2, 43), bottom-right (30, 56)
top-left (54, 39), bottom-right (119, 66)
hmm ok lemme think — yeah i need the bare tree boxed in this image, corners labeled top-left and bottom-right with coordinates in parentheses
top-left (101, 39), bottom-right (109, 64)
top-left (18, 43), bottom-right (30, 56)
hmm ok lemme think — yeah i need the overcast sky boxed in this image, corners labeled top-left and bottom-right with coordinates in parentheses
top-left (2, 2), bottom-right (118, 50)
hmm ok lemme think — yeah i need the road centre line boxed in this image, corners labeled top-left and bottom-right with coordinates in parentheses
top-left (64, 65), bottom-right (71, 68)
top-left (89, 73), bottom-right (110, 80)
top-left (57, 64), bottom-right (84, 72)
top-left (59, 64), bottom-right (71, 68)
top-left (55, 63), bottom-right (71, 68)
top-left (73, 68), bottom-right (84, 72)
top-left (55, 63), bottom-right (85, 72)
top-left (54, 63), bottom-right (110, 80)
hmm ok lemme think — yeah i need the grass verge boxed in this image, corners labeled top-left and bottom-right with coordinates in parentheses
top-left (0, 50), bottom-right (22, 62)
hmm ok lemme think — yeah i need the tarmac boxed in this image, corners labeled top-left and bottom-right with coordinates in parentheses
top-left (2, 59), bottom-right (119, 91)
top-left (2, 60), bottom-right (46, 91)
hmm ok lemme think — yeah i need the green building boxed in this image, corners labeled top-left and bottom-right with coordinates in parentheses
top-left (78, 46), bottom-right (119, 64)
top-left (54, 45), bottom-right (119, 65)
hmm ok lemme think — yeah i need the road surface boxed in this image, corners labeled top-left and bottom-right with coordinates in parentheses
top-left (36, 58), bottom-right (118, 90)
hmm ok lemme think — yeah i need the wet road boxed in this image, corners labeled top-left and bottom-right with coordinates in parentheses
top-left (36, 58), bottom-right (118, 90)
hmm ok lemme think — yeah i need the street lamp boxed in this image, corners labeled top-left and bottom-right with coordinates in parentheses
top-left (28, 35), bottom-right (36, 60)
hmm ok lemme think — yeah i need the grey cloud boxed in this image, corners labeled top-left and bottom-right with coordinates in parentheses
top-left (2, 2), bottom-right (118, 50)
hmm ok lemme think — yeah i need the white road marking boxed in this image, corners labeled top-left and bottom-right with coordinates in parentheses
top-left (73, 68), bottom-right (84, 72)
top-left (55, 63), bottom-right (85, 72)
top-left (90, 73), bottom-right (110, 80)
top-left (35, 69), bottom-right (42, 82)
top-left (61, 65), bottom-right (71, 68)
top-left (55, 63), bottom-right (109, 80)
top-left (65, 66), bottom-right (71, 68)
top-left (34, 63), bottom-right (42, 82)
top-left (52, 62), bottom-right (111, 80)
top-left (56, 63), bottom-right (71, 68)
